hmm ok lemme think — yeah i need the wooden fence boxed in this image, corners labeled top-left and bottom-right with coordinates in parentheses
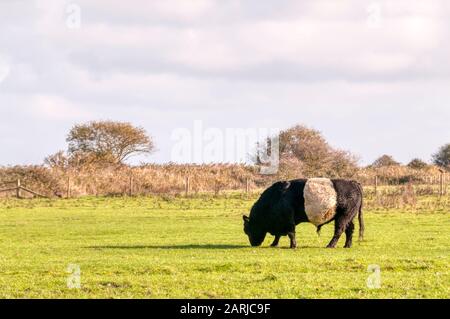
top-left (0, 179), bottom-right (49, 199)
top-left (0, 172), bottom-right (448, 199)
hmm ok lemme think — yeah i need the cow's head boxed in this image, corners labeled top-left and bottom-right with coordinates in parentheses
top-left (243, 215), bottom-right (266, 247)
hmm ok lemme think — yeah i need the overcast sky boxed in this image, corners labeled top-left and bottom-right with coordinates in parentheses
top-left (0, 0), bottom-right (449, 166)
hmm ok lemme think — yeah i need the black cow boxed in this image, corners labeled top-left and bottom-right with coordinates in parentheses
top-left (243, 178), bottom-right (364, 249)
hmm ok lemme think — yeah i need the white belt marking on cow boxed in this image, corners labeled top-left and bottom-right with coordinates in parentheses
top-left (304, 178), bottom-right (337, 226)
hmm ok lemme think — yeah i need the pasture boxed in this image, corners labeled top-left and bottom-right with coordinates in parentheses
top-left (0, 194), bottom-right (448, 299)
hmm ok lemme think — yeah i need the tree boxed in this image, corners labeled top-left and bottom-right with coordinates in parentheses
top-left (407, 158), bottom-right (428, 170)
top-left (66, 121), bottom-right (155, 165)
top-left (256, 125), bottom-right (359, 178)
top-left (432, 143), bottom-right (450, 169)
top-left (44, 150), bottom-right (69, 170)
top-left (371, 155), bottom-right (400, 168)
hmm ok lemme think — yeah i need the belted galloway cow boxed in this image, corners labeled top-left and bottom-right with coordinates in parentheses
top-left (243, 178), bottom-right (364, 248)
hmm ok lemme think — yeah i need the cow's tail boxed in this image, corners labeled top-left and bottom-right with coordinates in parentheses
top-left (357, 182), bottom-right (365, 241)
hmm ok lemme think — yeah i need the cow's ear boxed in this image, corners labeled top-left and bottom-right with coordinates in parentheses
top-left (243, 215), bottom-right (250, 223)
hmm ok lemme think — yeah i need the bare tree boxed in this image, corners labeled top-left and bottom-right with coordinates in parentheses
top-left (407, 158), bottom-right (428, 170)
top-left (66, 121), bottom-right (155, 165)
top-left (44, 150), bottom-right (70, 170)
top-left (256, 125), bottom-right (359, 178)
top-left (371, 155), bottom-right (400, 168)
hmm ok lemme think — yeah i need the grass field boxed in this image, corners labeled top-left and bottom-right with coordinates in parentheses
top-left (0, 194), bottom-right (448, 299)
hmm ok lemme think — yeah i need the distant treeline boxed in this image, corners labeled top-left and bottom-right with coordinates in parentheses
top-left (0, 121), bottom-right (448, 198)
top-left (0, 162), bottom-right (446, 198)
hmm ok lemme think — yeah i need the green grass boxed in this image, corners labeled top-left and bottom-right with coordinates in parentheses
top-left (0, 195), bottom-right (448, 299)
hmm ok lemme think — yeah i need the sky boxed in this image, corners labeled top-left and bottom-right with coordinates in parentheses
top-left (0, 0), bottom-right (449, 166)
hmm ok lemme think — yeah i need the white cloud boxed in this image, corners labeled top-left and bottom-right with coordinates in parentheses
top-left (0, 55), bottom-right (10, 84)
top-left (0, 0), bottom-right (449, 165)
top-left (30, 95), bottom-right (94, 120)
top-left (397, 16), bottom-right (442, 49)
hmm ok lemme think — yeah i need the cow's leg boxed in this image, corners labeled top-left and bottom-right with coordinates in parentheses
top-left (344, 221), bottom-right (355, 248)
top-left (288, 232), bottom-right (297, 249)
top-left (328, 206), bottom-right (358, 248)
top-left (326, 217), bottom-right (347, 248)
top-left (270, 235), bottom-right (281, 247)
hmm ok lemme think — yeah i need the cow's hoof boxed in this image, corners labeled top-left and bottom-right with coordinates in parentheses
top-left (326, 245), bottom-right (336, 249)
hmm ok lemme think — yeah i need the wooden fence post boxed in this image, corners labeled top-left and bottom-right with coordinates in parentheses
top-left (374, 175), bottom-right (378, 197)
top-left (16, 179), bottom-right (21, 199)
top-left (245, 178), bottom-right (250, 194)
top-left (214, 179), bottom-right (219, 196)
top-left (445, 172), bottom-right (447, 195)
top-left (129, 174), bottom-right (133, 197)
top-left (185, 176), bottom-right (190, 196)
top-left (439, 170), bottom-right (444, 196)
top-left (67, 176), bottom-right (71, 199)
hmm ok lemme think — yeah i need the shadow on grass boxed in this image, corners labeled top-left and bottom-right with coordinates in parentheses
top-left (87, 244), bottom-right (324, 250)
top-left (87, 244), bottom-right (247, 250)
